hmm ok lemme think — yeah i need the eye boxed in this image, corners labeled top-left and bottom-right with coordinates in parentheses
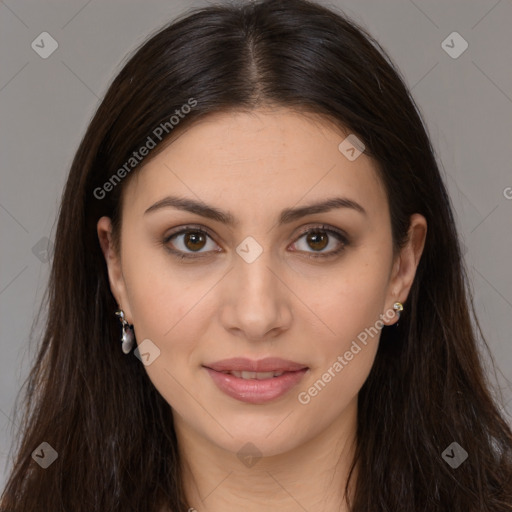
top-left (290, 225), bottom-right (348, 259)
top-left (163, 226), bottom-right (220, 259)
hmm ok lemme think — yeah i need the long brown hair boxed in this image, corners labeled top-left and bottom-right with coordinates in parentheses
top-left (2, 0), bottom-right (511, 510)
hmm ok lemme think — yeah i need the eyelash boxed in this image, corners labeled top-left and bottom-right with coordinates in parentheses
top-left (162, 224), bottom-right (349, 262)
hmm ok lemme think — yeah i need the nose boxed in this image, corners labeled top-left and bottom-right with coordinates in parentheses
top-left (219, 248), bottom-right (293, 341)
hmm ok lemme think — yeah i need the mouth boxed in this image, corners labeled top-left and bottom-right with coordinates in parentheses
top-left (217, 370), bottom-right (288, 379)
top-left (203, 357), bottom-right (309, 404)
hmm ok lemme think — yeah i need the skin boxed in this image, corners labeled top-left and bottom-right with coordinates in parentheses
top-left (97, 108), bottom-right (427, 512)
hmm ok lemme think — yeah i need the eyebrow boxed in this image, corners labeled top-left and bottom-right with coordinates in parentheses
top-left (144, 195), bottom-right (367, 226)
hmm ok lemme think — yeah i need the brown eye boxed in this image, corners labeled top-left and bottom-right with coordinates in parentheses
top-left (163, 227), bottom-right (219, 257)
top-left (305, 231), bottom-right (329, 251)
top-left (291, 225), bottom-right (349, 259)
top-left (183, 231), bottom-right (207, 252)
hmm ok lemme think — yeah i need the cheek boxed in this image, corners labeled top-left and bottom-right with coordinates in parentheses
top-left (294, 250), bottom-right (390, 403)
top-left (117, 245), bottom-right (205, 401)
top-left (121, 255), bottom-right (210, 418)
top-left (306, 254), bottom-right (390, 349)
top-left (295, 282), bottom-right (384, 424)
top-left (127, 276), bottom-right (204, 358)
top-left (121, 234), bottom-right (202, 337)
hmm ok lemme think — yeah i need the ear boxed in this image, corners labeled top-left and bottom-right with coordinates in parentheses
top-left (97, 216), bottom-right (134, 324)
top-left (383, 213), bottom-right (427, 326)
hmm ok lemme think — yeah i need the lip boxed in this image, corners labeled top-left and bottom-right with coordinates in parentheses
top-left (203, 358), bottom-right (309, 404)
top-left (204, 357), bottom-right (308, 373)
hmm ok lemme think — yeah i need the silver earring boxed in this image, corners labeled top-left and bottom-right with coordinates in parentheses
top-left (115, 309), bottom-right (135, 354)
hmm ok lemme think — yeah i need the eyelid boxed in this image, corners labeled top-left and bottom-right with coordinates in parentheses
top-left (163, 224), bottom-right (217, 246)
top-left (294, 223), bottom-right (349, 241)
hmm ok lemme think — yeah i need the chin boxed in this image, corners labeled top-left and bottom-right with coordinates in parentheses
top-left (198, 412), bottom-right (313, 458)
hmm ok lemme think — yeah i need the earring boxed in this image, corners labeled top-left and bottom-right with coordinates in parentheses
top-left (115, 309), bottom-right (135, 354)
top-left (393, 302), bottom-right (404, 322)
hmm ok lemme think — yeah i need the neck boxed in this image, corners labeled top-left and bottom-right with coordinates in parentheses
top-left (175, 398), bottom-right (359, 512)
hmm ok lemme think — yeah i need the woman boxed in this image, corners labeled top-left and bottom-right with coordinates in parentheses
top-left (1, 0), bottom-right (511, 510)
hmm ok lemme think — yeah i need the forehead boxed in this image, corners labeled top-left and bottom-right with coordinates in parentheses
top-left (123, 108), bottom-right (387, 221)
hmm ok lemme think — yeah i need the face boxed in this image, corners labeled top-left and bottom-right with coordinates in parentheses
top-left (98, 108), bottom-right (426, 457)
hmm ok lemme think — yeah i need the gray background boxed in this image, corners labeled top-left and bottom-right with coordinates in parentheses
top-left (1, 0), bottom-right (511, 491)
